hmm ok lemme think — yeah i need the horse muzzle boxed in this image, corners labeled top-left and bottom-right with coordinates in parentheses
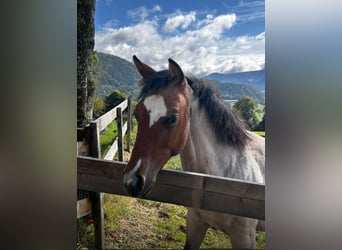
top-left (123, 157), bottom-right (163, 198)
top-left (123, 171), bottom-right (155, 198)
top-left (124, 172), bottom-right (144, 197)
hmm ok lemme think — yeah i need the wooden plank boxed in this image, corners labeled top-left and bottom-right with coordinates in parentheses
top-left (94, 108), bottom-right (117, 133)
top-left (103, 122), bottom-right (126, 161)
top-left (91, 192), bottom-right (104, 249)
top-left (88, 122), bottom-right (104, 250)
top-left (94, 99), bottom-right (128, 132)
top-left (122, 121), bottom-right (128, 136)
top-left (77, 156), bottom-right (265, 220)
top-left (126, 97), bottom-right (132, 152)
top-left (89, 122), bottom-right (101, 158)
top-left (77, 198), bottom-right (92, 218)
top-left (116, 99), bottom-right (128, 111)
top-left (103, 139), bottom-right (118, 160)
top-left (116, 108), bottom-right (123, 162)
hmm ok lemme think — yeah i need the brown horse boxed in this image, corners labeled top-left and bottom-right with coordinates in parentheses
top-left (123, 56), bottom-right (265, 249)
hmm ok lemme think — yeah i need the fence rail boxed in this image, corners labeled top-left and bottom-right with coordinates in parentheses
top-left (89, 98), bottom-right (132, 161)
top-left (78, 156), bottom-right (265, 220)
top-left (94, 99), bottom-right (128, 133)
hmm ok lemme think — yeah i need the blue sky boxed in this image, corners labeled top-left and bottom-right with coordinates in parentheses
top-left (95, 0), bottom-right (265, 76)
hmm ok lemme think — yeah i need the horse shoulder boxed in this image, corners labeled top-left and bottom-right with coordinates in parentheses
top-left (245, 132), bottom-right (265, 183)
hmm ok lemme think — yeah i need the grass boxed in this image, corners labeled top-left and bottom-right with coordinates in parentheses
top-left (100, 115), bottom-right (131, 159)
top-left (77, 215), bottom-right (95, 249)
top-left (254, 131), bottom-right (266, 137)
top-left (102, 194), bottom-right (239, 249)
top-left (100, 120), bottom-right (118, 158)
top-left (101, 188), bottom-right (264, 249)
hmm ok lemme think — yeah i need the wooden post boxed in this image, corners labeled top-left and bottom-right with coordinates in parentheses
top-left (89, 121), bottom-right (104, 249)
top-left (117, 107), bottom-right (123, 161)
top-left (126, 97), bottom-right (132, 152)
top-left (90, 192), bottom-right (104, 249)
top-left (89, 122), bottom-right (101, 158)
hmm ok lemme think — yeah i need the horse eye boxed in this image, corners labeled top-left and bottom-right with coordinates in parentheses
top-left (165, 114), bottom-right (178, 125)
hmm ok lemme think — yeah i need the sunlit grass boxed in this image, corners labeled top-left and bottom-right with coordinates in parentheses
top-left (100, 120), bottom-right (117, 158)
top-left (254, 131), bottom-right (265, 137)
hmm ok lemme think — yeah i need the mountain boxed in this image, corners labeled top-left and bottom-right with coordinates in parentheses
top-left (205, 70), bottom-right (265, 92)
top-left (212, 80), bottom-right (265, 104)
top-left (93, 52), bottom-right (140, 99)
top-left (93, 53), bottom-right (264, 104)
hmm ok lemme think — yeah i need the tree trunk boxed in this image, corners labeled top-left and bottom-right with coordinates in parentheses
top-left (77, 0), bottom-right (96, 224)
top-left (77, 0), bottom-right (96, 128)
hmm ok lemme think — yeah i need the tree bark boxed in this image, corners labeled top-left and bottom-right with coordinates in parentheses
top-left (77, 0), bottom-right (96, 128)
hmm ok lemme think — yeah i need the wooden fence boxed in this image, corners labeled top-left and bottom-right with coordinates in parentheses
top-left (92, 97), bottom-right (132, 161)
top-left (77, 97), bottom-right (133, 249)
top-left (77, 97), bottom-right (265, 250)
top-left (78, 156), bottom-right (265, 220)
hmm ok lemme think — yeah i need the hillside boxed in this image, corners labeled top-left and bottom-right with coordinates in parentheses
top-left (93, 52), bottom-right (140, 99)
top-left (213, 80), bottom-right (265, 104)
top-left (206, 70), bottom-right (265, 92)
top-left (94, 53), bottom-right (264, 103)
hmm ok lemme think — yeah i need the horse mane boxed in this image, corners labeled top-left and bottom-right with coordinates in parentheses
top-left (186, 75), bottom-right (251, 148)
top-left (138, 70), bottom-right (171, 99)
top-left (137, 71), bottom-right (251, 148)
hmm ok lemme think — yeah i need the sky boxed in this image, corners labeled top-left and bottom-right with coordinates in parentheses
top-left (94, 0), bottom-right (265, 76)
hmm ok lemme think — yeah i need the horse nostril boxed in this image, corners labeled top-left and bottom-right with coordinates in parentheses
top-left (124, 174), bottom-right (145, 197)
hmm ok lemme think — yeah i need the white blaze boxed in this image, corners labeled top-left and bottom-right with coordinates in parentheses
top-left (143, 95), bottom-right (167, 127)
top-left (124, 158), bottom-right (142, 183)
top-left (130, 158), bottom-right (142, 174)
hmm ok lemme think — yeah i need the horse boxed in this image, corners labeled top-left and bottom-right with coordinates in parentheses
top-left (123, 55), bottom-right (265, 249)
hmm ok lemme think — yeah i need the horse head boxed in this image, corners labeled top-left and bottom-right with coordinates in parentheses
top-left (123, 56), bottom-right (191, 197)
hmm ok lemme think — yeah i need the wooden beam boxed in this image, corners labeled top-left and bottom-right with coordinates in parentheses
top-left (103, 121), bottom-right (127, 161)
top-left (88, 122), bottom-right (104, 250)
top-left (116, 108), bottom-right (123, 162)
top-left (91, 192), bottom-right (104, 249)
top-left (89, 122), bottom-right (101, 159)
top-left (94, 99), bottom-right (128, 132)
top-left (77, 156), bottom-right (265, 220)
top-left (126, 97), bottom-right (132, 152)
top-left (103, 139), bottom-right (118, 161)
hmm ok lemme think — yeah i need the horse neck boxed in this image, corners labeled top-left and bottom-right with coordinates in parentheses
top-left (180, 99), bottom-right (265, 183)
top-left (180, 99), bottom-right (237, 176)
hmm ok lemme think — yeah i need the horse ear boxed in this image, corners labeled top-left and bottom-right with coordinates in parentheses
top-left (168, 58), bottom-right (184, 82)
top-left (133, 55), bottom-right (155, 79)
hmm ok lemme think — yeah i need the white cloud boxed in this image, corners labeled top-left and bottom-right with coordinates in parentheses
top-left (152, 5), bottom-right (161, 12)
top-left (162, 12), bottom-right (196, 32)
top-left (127, 5), bottom-right (161, 21)
top-left (95, 11), bottom-right (264, 76)
top-left (127, 6), bottom-right (149, 21)
top-left (256, 31), bottom-right (265, 40)
top-left (102, 19), bottom-right (119, 29)
top-left (188, 14), bottom-right (236, 42)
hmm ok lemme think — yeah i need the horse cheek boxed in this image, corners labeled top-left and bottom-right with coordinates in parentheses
top-left (171, 122), bottom-right (189, 155)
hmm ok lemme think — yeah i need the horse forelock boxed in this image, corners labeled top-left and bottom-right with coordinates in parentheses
top-left (138, 70), bottom-right (173, 100)
top-left (186, 76), bottom-right (251, 149)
